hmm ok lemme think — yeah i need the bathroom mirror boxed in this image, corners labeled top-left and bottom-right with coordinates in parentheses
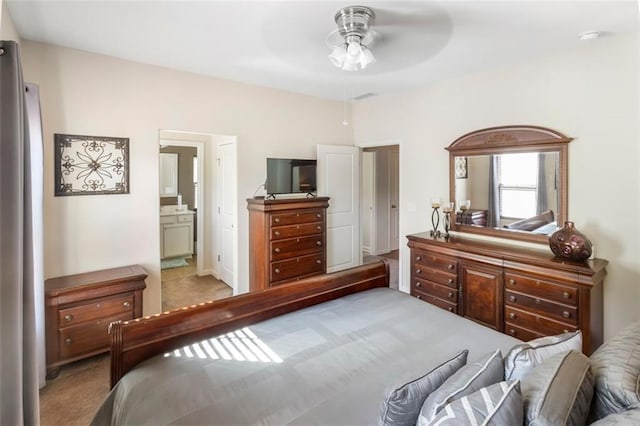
top-left (447, 125), bottom-right (572, 244)
top-left (159, 153), bottom-right (178, 197)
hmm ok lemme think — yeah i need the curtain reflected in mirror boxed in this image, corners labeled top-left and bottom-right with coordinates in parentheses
top-left (454, 152), bottom-right (560, 235)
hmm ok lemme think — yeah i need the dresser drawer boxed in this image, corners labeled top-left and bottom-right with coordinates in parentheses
top-left (58, 311), bottom-right (133, 359)
top-left (271, 222), bottom-right (323, 240)
top-left (505, 290), bottom-right (578, 325)
top-left (414, 278), bottom-right (458, 303)
top-left (414, 251), bottom-right (457, 273)
top-left (414, 265), bottom-right (457, 288)
top-left (270, 236), bottom-right (323, 261)
top-left (505, 272), bottom-right (577, 306)
top-left (505, 306), bottom-right (577, 336)
top-left (412, 289), bottom-right (457, 314)
top-left (58, 294), bottom-right (134, 327)
top-left (271, 254), bottom-right (324, 283)
top-left (504, 324), bottom-right (543, 342)
top-left (270, 210), bottom-right (324, 226)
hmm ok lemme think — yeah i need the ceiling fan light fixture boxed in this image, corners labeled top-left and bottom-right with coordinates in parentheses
top-left (328, 5), bottom-right (376, 71)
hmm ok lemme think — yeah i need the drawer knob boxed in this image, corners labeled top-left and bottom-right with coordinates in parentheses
top-left (509, 329), bottom-right (517, 336)
top-left (509, 279), bottom-right (516, 285)
top-left (416, 295), bottom-right (422, 300)
top-left (123, 301), bottom-right (131, 308)
top-left (447, 264), bottom-right (454, 270)
top-left (563, 329), bottom-right (569, 333)
top-left (448, 278), bottom-right (454, 284)
top-left (448, 307), bottom-right (454, 312)
top-left (65, 338), bottom-right (72, 345)
top-left (416, 256), bottom-right (422, 261)
top-left (562, 292), bottom-right (570, 299)
top-left (316, 259), bottom-right (322, 264)
top-left (415, 269), bottom-right (421, 274)
top-left (316, 214), bottom-right (321, 218)
top-left (447, 292), bottom-right (454, 298)
top-left (274, 268), bottom-right (280, 274)
top-left (274, 218), bottom-right (280, 223)
top-left (64, 314), bottom-right (73, 322)
top-left (316, 241), bottom-right (322, 246)
top-left (274, 248), bottom-right (281, 253)
top-left (509, 295), bottom-right (517, 302)
top-left (274, 231), bottom-right (280, 236)
top-left (316, 226), bottom-right (321, 231)
top-left (562, 311), bottom-right (571, 318)
top-left (509, 312), bottom-right (516, 320)
top-left (416, 282), bottom-right (422, 287)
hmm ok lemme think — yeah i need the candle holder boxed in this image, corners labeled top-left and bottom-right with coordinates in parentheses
top-left (430, 198), bottom-right (441, 237)
top-left (457, 199), bottom-right (471, 224)
top-left (442, 202), bottom-right (454, 238)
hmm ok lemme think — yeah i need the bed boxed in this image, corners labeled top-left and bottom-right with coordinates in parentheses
top-left (92, 260), bottom-right (520, 425)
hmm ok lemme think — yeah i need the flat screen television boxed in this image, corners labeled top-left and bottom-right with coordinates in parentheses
top-left (266, 158), bottom-right (317, 195)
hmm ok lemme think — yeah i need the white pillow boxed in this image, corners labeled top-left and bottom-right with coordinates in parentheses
top-left (504, 331), bottom-right (582, 381)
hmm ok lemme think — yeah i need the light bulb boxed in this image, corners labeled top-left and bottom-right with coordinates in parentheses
top-left (347, 41), bottom-right (362, 57)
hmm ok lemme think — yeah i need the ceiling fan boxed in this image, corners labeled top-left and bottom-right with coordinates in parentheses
top-left (326, 5), bottom-right (378, 71)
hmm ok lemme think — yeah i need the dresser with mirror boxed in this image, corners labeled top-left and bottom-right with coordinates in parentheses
top-left (408, 125), bottom-right (607, 354)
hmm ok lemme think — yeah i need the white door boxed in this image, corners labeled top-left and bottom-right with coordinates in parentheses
top-left (389, 150), bottom-right (400, 250)
top-left (217, 141), bottom-right (236, 286)
top-left (317, 144), bottom-right (361, 272)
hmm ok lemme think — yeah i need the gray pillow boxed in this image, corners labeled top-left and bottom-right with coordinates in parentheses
top-left (504, 330), bottom-right (582, 381)
top-left (589, 320), bottom-right (640, 421)
top-left (379, 350), bottom-right (468, 426)
top-left (420, 381), bottom-right (523, 426)
top-left (589, 406), bottom-right (640, 425)
top-left (418, 349), bottom-right (504, 424)
top-left (521, 349), bottom-right (593, 426)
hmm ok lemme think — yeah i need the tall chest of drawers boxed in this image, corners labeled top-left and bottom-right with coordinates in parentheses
top-left (248, 197), bottom-right (329, 291)
top-left (407, 233), bottom-right (607, 354)
top-left (45, 265), bottom-right (146, 379)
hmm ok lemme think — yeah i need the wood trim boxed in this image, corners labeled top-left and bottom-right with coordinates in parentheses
top-left (446, 125), bottom-right (572, 245)
top-left (109, 260), bottom-right (389, 388)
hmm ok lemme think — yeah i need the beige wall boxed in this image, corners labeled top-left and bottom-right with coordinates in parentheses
top-left (0, 0), bottom-right (20, 42)
top-left (353, 34), bottom-right (639, 340)
top-left (21, 40), bottom-right (352, 314)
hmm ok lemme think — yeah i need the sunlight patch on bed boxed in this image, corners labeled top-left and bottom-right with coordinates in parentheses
top-left (163, 327), bottom-right (282, 363)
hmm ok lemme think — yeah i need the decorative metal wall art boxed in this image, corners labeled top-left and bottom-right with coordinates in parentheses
top-left (54, 133), bottom-right (129, 196)
top-left (454, 156), bottom-right (467, 179)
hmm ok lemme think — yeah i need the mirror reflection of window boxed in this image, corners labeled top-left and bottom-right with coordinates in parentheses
top-left (497, 153), bottom-right (538, 219)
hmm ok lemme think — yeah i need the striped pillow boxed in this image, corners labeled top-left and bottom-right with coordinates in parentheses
top-left (422, 381), bottom-right (523, 426)
top-left (418, 349), bottom-right (504, 424)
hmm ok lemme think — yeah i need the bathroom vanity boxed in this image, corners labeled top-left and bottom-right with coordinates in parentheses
top-left (160, 206), bottom-right (194, 259)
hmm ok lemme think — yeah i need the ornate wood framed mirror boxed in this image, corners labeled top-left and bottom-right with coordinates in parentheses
top-left (447, 125), bottom-right (572, 244)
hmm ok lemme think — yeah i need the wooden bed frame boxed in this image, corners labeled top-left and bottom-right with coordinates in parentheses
top-left (108, 260), bottom-right (390, 388)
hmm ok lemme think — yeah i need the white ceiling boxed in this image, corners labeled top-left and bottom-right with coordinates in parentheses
top-left (7, 0), bottom-right (639, 101)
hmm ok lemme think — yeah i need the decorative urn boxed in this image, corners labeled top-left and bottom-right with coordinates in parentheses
top-left (548, 221), bottom-right (593, 261)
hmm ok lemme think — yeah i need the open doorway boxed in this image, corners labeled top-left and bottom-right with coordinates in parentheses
top-left (158, 130), bottom-right (237, 311)
top-left (361, 145), bottom-right (400, 289)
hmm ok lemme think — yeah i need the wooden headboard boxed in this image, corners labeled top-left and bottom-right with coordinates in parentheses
top-left (109, 260), bottom-right (389, 388)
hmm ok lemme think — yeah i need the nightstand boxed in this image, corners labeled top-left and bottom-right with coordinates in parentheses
top-left (45, 265), bottom-right (147, 379)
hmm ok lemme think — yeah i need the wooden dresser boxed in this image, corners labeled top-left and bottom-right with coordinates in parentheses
top-left (45, 265), bottom-right (147, 379)
top-left (407, 233), bottom-right (607, 354)
top-left (248, 197), bottom-right (329, 291)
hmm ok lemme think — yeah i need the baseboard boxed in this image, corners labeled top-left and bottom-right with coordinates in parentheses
top-left (362, 246), bottom-right (372, 254)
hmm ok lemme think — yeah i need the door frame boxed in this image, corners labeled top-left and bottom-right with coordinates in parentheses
top-left (215, 137), bottom-right (239, 295)
top-left (158, 138), bottom-right (205, 276)
top-left (355, 139), bottom-right (404, 290)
